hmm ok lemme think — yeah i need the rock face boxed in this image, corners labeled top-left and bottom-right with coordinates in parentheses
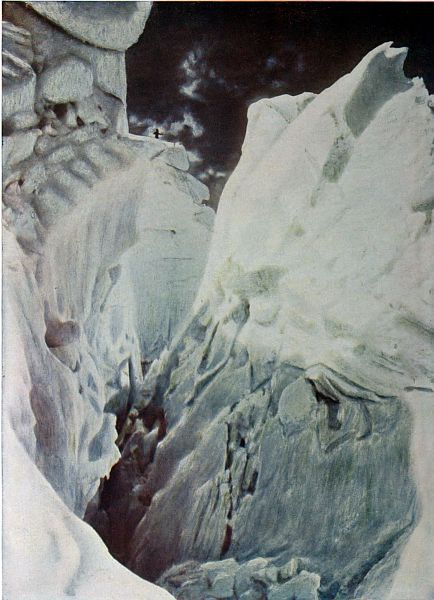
top-left (2, 3), bottom-right (211, 599)
top-left (84, 43), bottom-right (433, 600)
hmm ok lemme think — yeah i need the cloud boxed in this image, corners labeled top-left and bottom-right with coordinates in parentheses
top-left (198, 167), bottom-right (231, 211)
top-left (179, 47), bottom-right (206, 100)
top-left (181, 49), bottom-right (202, 78)
top-left (180, 78), bottom-right (202, 99)
top-left (177, 46), bottom-right (239, 100)
top-left (198, 166), bottom-right (228, 181)
top-left (128, 113), bottom-right (148, 128)
top-left (176, 113), bottom-right (204, 138)
top-left (129, 112), bottom-right (204, 139)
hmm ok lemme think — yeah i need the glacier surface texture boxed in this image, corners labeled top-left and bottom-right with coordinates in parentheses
top-left (2, 3), bottom-right (434, 600)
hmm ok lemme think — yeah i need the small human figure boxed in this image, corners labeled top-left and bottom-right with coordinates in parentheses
top-left (153, 128), bottom-right (163, 139)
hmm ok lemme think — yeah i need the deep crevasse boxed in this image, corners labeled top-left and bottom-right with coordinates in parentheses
top-left (2, 3), bottom-right (212, 598)
top-left (3, 5), bottom-right (434, 599)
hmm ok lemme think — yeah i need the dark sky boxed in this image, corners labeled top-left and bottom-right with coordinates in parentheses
top-left (126, 2), bottom-right (434, 209)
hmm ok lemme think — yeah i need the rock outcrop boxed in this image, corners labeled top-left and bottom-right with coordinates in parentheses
top-left (2, 3), bottom-right (212, 599)
top-left (85, 43), bottom-right (433, 600)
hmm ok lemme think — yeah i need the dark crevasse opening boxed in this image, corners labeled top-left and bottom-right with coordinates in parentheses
top-left (85, 399), bottom-right (168, 564)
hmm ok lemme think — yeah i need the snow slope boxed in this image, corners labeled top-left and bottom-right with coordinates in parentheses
top-left (3, 421), bottom-right (173, 600)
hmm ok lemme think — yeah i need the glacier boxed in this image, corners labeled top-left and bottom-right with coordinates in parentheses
top-left (2, 2), bottom-right (434, 600)
top-left (87, 43), bottom-right (433, 600)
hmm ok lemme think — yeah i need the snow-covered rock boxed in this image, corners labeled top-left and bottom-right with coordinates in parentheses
top-left (3, 2), bottom-right (136, 135)
top-left (268, 571), bottom-right (321, 600)
top-left (2, 128), bottom-right (40, 167)
top-left (94, 43), bottom-right (432, 600)
top-left (158, 557), bottom-right (321, 600)
top-left (201, 42), bottom-right (432, 398)
top-left (2, 21), bottom-right (37, 121)
top-left (3, 133), bottom-right (211, 597)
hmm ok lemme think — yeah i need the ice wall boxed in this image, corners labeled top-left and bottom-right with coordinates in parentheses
top-left (2, 3), bottom-right (213, 598)
top-left (201, 42), bottom-right (433, 398)
top-left (99, 44), bottom-right (433, 600)
top-left (3, 5), bottom-right (433, 598)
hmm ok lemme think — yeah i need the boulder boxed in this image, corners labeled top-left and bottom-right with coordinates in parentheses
top-left (2, 129), bottom-right (41, 169)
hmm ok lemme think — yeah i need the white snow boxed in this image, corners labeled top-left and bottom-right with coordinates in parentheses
top-left (27, 1), bottom-right (152, 51)
top-left (2, 5), bottom-right (209, 598)
top-left (191, 42), bottom-right (433, 598)
top-left (387, 390), bottom-right (434, 599)
top-left (3, 131), bottom-right (211, 600)
top-left (197, 42), bottom-right (434, 398)
top-left (3, 32), bottom-right (433, 599)
top-left (3, 421), bottom-right (173, 600)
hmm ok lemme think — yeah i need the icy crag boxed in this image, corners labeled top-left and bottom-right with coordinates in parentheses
top-left (3, 3), bottom-right (212, 599)
top-left (86, 44), bottom-right (434, 600)
top-left (3, 3), bottom-right (433, 598)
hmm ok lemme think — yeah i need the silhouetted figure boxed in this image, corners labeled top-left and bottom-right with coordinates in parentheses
top-left (153, 128), bottom-right (162, 139)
